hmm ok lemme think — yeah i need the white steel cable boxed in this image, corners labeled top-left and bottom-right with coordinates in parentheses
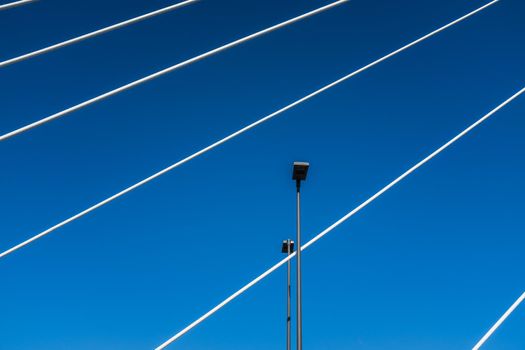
top-left (0, 0), bottom-right (349, 142)
top-left (472, 291), bottom-right (525, 350)
top-left (0, 0), bottom-right (35, 11)
top-left (156, 87), bottom-right (525, 349)
top-left (0, 0), bottom-right (197, 68)
top-left (0, 1), bottom-right (498, 260)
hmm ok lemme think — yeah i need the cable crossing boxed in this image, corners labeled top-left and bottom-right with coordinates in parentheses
top-left (473, 291), bottom-right (525, 350)
top-left (0, 0), bottom-right (198, 68)
top-left (0, 0), bottom-right (498, 260)
top-left (0, 0), bottom-right (349, 142)
top-left (156, 86), bottom-right (525, 349)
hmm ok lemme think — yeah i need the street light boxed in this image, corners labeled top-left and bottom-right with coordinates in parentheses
top-left (281, 239), bottom-right (294, 350)
top-left (292, 161), bottom-right (309, 350)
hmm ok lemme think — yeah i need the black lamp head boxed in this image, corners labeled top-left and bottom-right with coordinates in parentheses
top-left (281, 240), bottom-right (295, 253)
top-left (292, 162), bottom-right (310, 181)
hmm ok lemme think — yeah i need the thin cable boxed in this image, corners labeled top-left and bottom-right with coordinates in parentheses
top-left (0, 1), bottom-right (498, 260)
top-left (0, 0), bottom-right (198, 68)
top-left (473, 291), bottom-right (525, 350)
top-left (0, 0), bottom-right (35, 11)
top-left (0, 0), bottom-right (349, 142)
top-left (156, 87), bottom-right (525, 349)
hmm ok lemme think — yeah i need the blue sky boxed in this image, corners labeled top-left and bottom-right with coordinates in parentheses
top-left (1, 0), bottom-right (524, 349)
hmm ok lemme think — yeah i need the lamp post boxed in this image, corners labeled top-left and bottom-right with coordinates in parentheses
top-left (292, 161), bottom-right (309, 350)
top-left (281, 239), bottom-right (294, 350)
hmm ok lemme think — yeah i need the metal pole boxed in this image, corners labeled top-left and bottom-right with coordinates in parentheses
top-left (296, 180), bottom-right (303, 350)
top-left (286, 239), bottom-right (292, 350)
top-left (292, 161), bottom-right (308, 350)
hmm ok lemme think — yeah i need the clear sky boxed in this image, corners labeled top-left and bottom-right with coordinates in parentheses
top-left (0, 0), bottom-right (524, 349)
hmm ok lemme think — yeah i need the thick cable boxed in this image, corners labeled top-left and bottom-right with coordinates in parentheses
top-left (0, 1), bottom-right (498, 260)
top-left (0, 0), bottom-right (197, 68)
top-left (472, 291), bottom-right (525, 350)
top-left (0, 0), bottom-right (349, 142)
top-left (0, 0), bottom-right (35, 11)
top-left (155, 87), bottom-right (525, 349)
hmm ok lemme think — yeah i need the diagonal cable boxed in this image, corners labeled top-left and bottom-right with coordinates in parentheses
top-left (0, 0), bottom-right (197, 68)
top-left (473, 291), bottom-right (525, 350)
top-left (0, 0), bottom-right (498, 260)
top-left (0, 0), bottom-right (35, 11)
top-left (156, 86), bottom-right (525, 349)
top-left (0, 0), bottom-right (349, 142)
top-left (0, 0), bottom-right (498, 259)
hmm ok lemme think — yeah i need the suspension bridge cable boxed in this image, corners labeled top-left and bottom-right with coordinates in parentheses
top-left (0, 1), bottom-right (497, 260)
top-left (472, 291), bottom-right (525, 350)
top-left (0, 0), bottom-right (35, 11)
top-left (156, 86), bottom-right (525, 349)
top-left (0, 0), bottom-right (349, 142)
top-left (0, 0), bottom-right (197, 68)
